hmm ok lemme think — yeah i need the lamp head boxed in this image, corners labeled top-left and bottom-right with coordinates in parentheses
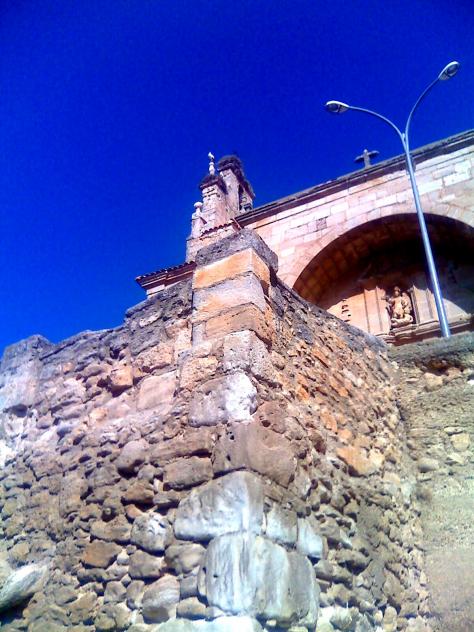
top-left (438, 61), bottom-right (460, 81)
top-left (325, 100), bottom-right (350, 114)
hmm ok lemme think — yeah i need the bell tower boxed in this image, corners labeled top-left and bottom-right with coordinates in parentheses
top-left (186, 153), bottom-right (255, 261)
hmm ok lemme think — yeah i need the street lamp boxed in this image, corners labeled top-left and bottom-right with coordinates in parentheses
top-left (325, 61), bottom-right (461, 338)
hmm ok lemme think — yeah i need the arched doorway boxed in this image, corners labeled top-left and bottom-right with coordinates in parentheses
top-left (293, 214), bottom-right (474, 342)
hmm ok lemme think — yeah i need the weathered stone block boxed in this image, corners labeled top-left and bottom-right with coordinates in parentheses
top-left (222, 330), bottom-right (275, 382)
top-left (130, 513), bottom-right (169, 553)
top-left (423, 373), bottom-right (444, 391)
top-left (122, 481), bottom-right (155, 504)
top-left (0, 361), bottom-right (38, 413)
top-left (58, 474), bottom-right (89, 517)
top-left (108, 365), bottom-right (133, 394)
top-left (382, 605), bottom-right (398, 632)
top-left (116, 439), bottom-right (149, 474)
top-left (9, 541), bottom-right (29, 564)
top-left (155, 616), bottom-right (264, 631)
top-left (82, 541), bottom-right (121, 568)
top-left (0, 564), bottom-right (47, 613)
top-left (193, 249), bottom-right (270, 290)
top-left (193, 274), bottom-right (266, 323)
top-left (194, 228), bottom-right (278, 270)
top-left (297, 516), bottom-right (324, 559)
top-left (129, 550), bottom-right (164, 579)
top-left (142, 574), bottom-right (180, 623)
top-left (90, 516), bottom-right (132, 544)
top-left (265, 505), bottom-right (297, 545)
top-left (213, 422), bottom-right (296, 486)
top-left (197, 304), bottom-right (272, 344)
top-left (68, 591), bottom-right (98, 625)
top-left (151, 428), bottom-right (215, 465)
top-left (204, 533), bottom-right (318, 626)
top-left (174, 471), bottom-right (264, 541)
top-left (176, 596), bottom-right (207, 619)
top-left (337, 445), bottom-right (384, 477)
top-left (163, 457), bottom-right (213, 489)
top-left (417, 457), bottom-right (439, 473)
top-left (104, 580), bottom-right (127, 603)
top-left (165, 543), bottom-right (205, 575)
top-left (126, 580), bottom-right (145, 609)
top-left (136, 341), bottom-right (174, 373)
top-left (0, 440), bottom-right (14, 468)
top-left (255, 400), bottom-right (288, 433)
top-left (137, 371), bottom-right (176, 412)
top-left (179, 354), bottom-right (219, 390)
top-left (450, 432), bottom-right (470, 451)
top-left (189, 372), bottom-right (257, 426)
top-left (95, 602), bottom-right (132, 630)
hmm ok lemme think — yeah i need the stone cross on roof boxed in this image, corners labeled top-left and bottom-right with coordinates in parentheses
top-left (355, 148), bottom-right (379, 168)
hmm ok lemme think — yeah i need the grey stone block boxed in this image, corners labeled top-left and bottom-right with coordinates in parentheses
top-left (205, 533), bottom-right (318, 627)
top-left (174, 471), bottom-right (264, 541)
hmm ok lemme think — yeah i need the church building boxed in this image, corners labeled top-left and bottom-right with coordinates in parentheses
top-left (137, 129), bottom-right (474, 344)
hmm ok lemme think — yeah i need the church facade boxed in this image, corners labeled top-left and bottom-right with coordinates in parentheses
top-left (138, 129), bottom-right (474, 344)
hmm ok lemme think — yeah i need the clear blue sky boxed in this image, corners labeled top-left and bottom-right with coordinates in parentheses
top-left (1, 0), bottom-right (473, 354)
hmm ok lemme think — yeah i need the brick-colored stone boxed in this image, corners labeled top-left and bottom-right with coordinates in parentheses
top-left (196, 304), bottom-right (272, 343)
top-left (337, 445), bottom-right (385, 476)
top-left (193, 249), bottom-right (270, 290)
top-left (82, 541), bottom-right (121, 568)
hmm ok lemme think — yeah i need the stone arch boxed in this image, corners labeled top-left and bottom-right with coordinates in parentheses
top-left (284, 204), bottom-right (474, 288)
top-left (293, 213), bottom-right (474, 339)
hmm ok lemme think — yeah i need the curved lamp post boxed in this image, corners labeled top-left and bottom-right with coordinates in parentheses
top-left (325, 61), bottom-right (461, 338)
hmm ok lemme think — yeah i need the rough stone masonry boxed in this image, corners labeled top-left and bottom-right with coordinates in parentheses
top-left (0, 229), bottom-right (473, 632)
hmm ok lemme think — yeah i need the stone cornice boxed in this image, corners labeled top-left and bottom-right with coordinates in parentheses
top-left (136, 260), bottom-right (196, 291)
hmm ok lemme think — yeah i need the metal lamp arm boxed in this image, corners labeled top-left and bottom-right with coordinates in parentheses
top-left (346, 102), bottom-right (451, 337)
top-left (404, 77), bottom-right (439, 150)
top-left (324, 61), bottom-right (460, 338)
top-left (346, 105), bottom-right (405, 145)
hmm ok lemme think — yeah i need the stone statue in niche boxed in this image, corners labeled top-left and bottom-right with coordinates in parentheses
top-left (384, 286), bottom-right (414, 328)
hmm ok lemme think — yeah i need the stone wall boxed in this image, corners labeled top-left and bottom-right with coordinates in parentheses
top-left (0, 281), bottom-right (194, 631)
top-left (263, 285), bottom-right (429, 632)
top-left (0, 230), bottom-right (436, 632)
top-left (392, 335), bottom-right (474, 632)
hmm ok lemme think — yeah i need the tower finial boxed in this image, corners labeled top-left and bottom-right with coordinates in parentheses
top-left (208, 152), bottom-right (216, 176)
